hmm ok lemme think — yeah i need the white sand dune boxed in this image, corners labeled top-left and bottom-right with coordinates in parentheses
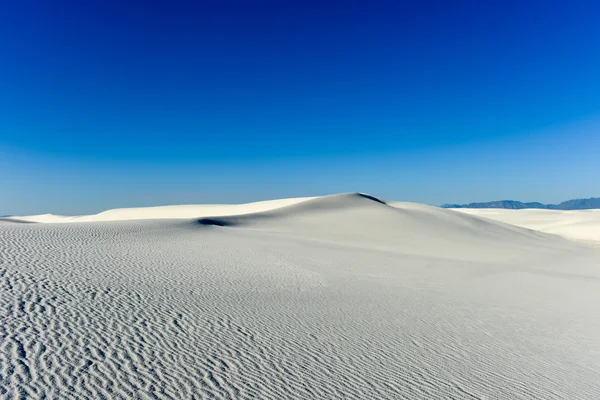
top-left (9, 196), bottom-right (316, 223)
top-left (2, 193), bottom-right (600, 399)
top-left (451, 207), bottom-right (600, 243)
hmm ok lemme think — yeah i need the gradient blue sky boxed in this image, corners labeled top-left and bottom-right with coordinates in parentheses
top-left (1, 0), bottom-right (599, 215)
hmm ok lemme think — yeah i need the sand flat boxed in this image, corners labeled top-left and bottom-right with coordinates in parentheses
top-left (451, 207), bottom-right (600, 243)
top-left (1, 194), bottom-right (600, 399)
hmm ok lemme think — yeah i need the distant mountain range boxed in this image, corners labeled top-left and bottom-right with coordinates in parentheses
top-left (442, 198), bottom-right (600, 210)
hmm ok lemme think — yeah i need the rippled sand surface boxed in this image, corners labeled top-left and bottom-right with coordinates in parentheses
top-left (2, 194), bottom-right (600, 399)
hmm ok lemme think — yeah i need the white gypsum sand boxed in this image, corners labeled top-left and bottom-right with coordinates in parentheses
top-left (9, 196), bottom-right (316, 224)
top-left (1, 193), bottom-right (600, 399)
top-left (450, 207), bottom-right (600, 243)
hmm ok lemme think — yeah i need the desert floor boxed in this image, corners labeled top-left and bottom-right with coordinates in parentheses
top-left (2, 194), bottom-right (599, 399)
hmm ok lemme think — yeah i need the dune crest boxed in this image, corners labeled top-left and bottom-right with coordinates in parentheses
top-left (9, 196), bottom-right (316, 223)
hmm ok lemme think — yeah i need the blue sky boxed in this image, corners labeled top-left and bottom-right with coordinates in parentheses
top-left (1, 1), bottom-right (599, 215)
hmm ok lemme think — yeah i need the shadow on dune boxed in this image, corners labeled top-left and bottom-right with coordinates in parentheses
top-left (194, 192), bottom-right (387, 229)
top-left (0, 218), bottom-right (34, 224)
top-left (354, 193), bottom-right (387, 205)
top-left (196, 218), bottom-right (237, 227)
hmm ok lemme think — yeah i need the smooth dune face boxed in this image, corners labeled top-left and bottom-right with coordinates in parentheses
top-left (9, 197), bottom-right (316, 224)
top-left (451, 207), bottom-right (600, 243)
top-left (2, 194), bottom-right (600, 399)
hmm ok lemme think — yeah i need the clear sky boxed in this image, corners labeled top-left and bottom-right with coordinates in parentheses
top-left (1, 0), bottom-right (599, 215)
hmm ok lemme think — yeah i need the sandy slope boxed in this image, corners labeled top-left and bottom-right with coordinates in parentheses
top-left (2, 194), bottom-right (600, 399)
top-left (9, 197), bottom-right (315, 223)
top-left (451, 207), bottom-right (600, 243)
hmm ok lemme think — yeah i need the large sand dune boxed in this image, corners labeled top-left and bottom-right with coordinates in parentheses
top-left (2, 194), bottom-right (600, 399)
top-left (9, 197), bottom-right (316, 224)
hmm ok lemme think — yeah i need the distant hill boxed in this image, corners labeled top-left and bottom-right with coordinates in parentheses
top-left (442, 198), bottom-right (600, 210)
